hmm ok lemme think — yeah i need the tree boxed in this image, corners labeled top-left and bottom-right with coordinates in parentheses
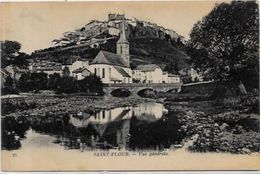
top-left (11, 52), bottom-right (29, 68)
top-left (62, 66), bottom-right (70, 77)
top-left (4, 76), bottom-right (14, 89)
top-left (187, 1), bottom-right (259, 94)
top-left (18, 72), bottom-right (48, 92)
top-left (56, 76), bottom-right (78, 94)
top-left (30, 73), bottom-right (48, 90)
top-left (18, 73), bottom-right (33, 92)
top-left (78, 75), bottom-right (103, 94)
top-left (1, 40), bottom-right (30, 89)
top-left (48, 73), bottom-right (61, 90)
top-left (1, 40), bottom-right (29, 68)
top-left (1, 40), bottom-right (21, 68)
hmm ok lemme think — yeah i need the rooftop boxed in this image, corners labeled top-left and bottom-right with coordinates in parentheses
top-left (91, 50), bottom-right (129, 68)
top-left (114, 67), bottom-right (131, 78)
top-left (168, 73), bottom-right (180, 77)
top-left (36, 66), bottom-right (62, 71)
top-left (135, 64), bottom-right (161, 72)
top-left (72, 67), bottom-right (91, 73)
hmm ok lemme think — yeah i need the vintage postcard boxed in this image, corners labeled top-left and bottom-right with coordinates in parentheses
top-left (0, 1), bottom-right (259, 171)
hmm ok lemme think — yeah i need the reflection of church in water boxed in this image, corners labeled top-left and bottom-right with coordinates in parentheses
top-left (70, 102), bottom-right (168, 148)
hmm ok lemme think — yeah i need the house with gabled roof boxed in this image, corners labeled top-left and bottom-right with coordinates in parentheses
top-left (89, 20), bottom-right (132, 84)
top-left (63, 60), bottom-right (90, 76)
top-left (72, 67), bottom-right (92, 80)
top-left (133, 64), bottom-right (163, 83)
top-left (133, 64), bottom-right (181, 84)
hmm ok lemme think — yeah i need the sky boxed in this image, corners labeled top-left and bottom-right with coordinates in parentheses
top-left (0, 1), bottom-right (227, 54)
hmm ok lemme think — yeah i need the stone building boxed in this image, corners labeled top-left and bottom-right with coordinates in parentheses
top-left (167, 73), bottom-right (181, 83)
top-left (133, 66), bottom-right (180, 84)
top-left (133, 64), bottom-right (163, 83)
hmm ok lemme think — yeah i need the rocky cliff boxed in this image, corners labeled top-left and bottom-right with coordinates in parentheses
top-left (32, 14), bottom-right (189, 74)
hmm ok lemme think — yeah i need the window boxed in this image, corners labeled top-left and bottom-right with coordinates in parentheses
top-left (102, 68), bottom-right (105, 78)
top-left (120, 46), bottom-right (123, 54)
top-left (109, 68), bottom-right (111, 79)
top-left (94, 68), bottom-right (97, 75)
top-left (102, 111), bottom-right (105, 119)
top-left (109, 111), bottom-right (112, 120)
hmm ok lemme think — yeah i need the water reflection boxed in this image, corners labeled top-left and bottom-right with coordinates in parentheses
top-left (1, 116), bottom-right (30, 150)
top-left (1, 102), bottom-right (182, 151)
top-left (70, 102), bottom-right (168, 127)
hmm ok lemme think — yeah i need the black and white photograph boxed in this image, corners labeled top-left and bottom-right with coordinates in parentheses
top-left (0, 0), bottom-right (259, 171)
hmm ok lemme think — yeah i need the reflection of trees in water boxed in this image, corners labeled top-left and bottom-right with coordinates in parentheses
top-left (101, 120), bottom-right (129, 147)
top-left (1, 110), bottom-right (184, 151)
top-left (129, 112), bottom-right (183, 150)
top-left (31, 114), bottom-right (72, 135)
top-left (30, 114), bottom-right (102, 150)
top-left (1, 116), bottom-right (30, 150)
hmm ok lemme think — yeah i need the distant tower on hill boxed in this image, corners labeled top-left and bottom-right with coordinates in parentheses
top-left (108, 13), bottom-right (126, 21)
top-left (108, 13), bottom-right (116, 21)
top-left (117, 19), bottom-right (130, 66)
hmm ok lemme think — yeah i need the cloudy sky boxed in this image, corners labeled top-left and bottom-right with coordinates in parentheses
top-left (0, 1), bottom-right (227, 53)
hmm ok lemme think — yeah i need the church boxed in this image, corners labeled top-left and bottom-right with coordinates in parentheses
top-left (89, 20), bottom-right (132, 84)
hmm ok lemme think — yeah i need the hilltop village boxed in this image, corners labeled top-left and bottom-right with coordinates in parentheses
top-left (8, 15), bottom-right (182, 85)
top-left (52, 13), bottom-right (185, 47)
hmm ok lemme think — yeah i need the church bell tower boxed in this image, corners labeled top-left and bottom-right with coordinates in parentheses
top-left (117, 19), bottom-right (130, 67)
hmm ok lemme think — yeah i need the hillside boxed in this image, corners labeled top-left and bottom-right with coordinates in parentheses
top-left (31, 13), bottom-right (190, 73)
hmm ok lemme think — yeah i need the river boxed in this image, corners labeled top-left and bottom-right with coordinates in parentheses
top-left (2, 97), bottom-right (260, 171)
top-left (2, 101), bottom-right (183, 151)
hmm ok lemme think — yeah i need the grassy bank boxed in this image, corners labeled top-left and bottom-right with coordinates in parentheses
top-left (165, 92), bottom-right (260, 154)
top-left (1, 95), bottom-right (149, 118)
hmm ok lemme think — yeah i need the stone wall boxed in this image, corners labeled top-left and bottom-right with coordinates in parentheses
top-left (181, 81), bottom-right (218, 94)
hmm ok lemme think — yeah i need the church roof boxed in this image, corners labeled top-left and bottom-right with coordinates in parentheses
top-left (114, 67), bottom-right (131, 78)
top-left (91, 50), bottom-right (129, 68)
top-left (135, 64), bottom-right (161, 72)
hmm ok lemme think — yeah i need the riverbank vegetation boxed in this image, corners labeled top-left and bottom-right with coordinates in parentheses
top-left (1, 95), bottom-right (149, 117)
top-left (186, 1), bottom-right (259, 94)
top-left (170, 1), bottom-right (260, 154)
top-left (165, 98), bottom-right (260, 154)
top-left (2, 72), bottom-right (104, 95)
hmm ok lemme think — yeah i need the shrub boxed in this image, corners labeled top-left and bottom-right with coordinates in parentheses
top-left (77, 75), bottom-right (104, 94)
top-left (56, 76), bottom-right (78, 94)
top-left (18, 72), bottom-right (48, 92)
top-left (1, 88), bottom-right (19, 95)
top-left (1, 100), bottom-right (36, 115)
